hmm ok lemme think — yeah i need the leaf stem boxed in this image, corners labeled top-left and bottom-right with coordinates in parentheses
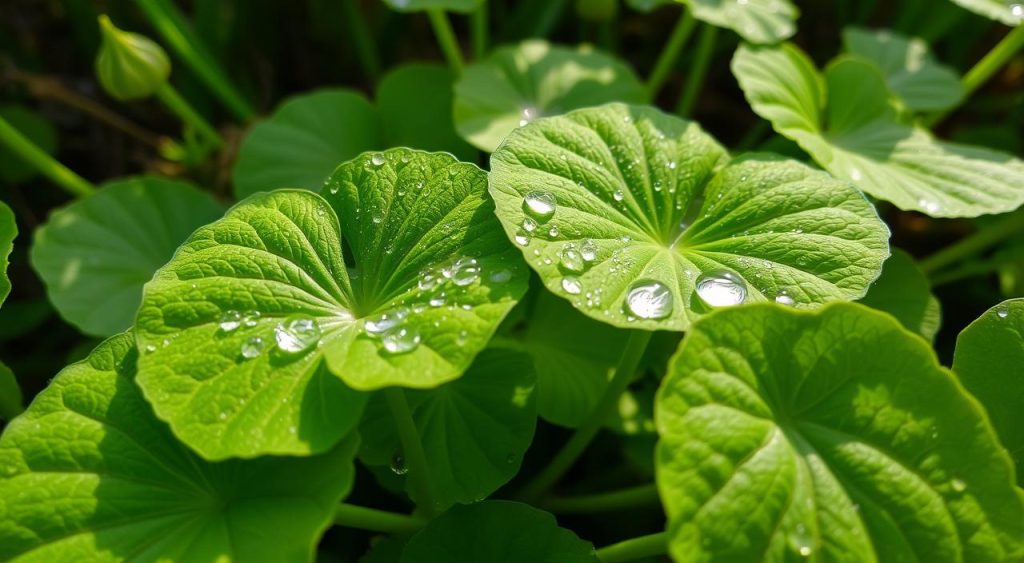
top-left (925, 25), bottom-right (1024, 127)
top-left (919, 209), bottom-right (1024, 274)
top-left (675, 23), bottom-right (718, 118)
top-left (528, 0), bottom-right (569, 39)
top-left (541, 482), bottom-right (659, 514)
top-left (595, 531), bottom-right (669, 563)
top-left (341, 0), bottom-right (382, 81)
top-left (136, 0), bottom-right (255, 121)
top-left (516, 330), bottom-right (653, 503)
top-left (472, 1), bottom-right (488, 60)
top-left (427, 9), bottom-right (465, 75)
top-left (644, 7), bottom-right (697, 102)
top-left (333, 503), bottom-right (426, 534)
top-left (385, 387), bottom-right (439, 516)
top-left (155, 83), bottom-right (223, 147)
top-left (0, 115), bottom-right (94, 197)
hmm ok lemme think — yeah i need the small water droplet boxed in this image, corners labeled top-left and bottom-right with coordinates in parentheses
top-left (219, 310), bottom-right (242, 332)
top-left (624, 280), bottom-right (673, 320)
top-left (522, 217), bottom-right (538, 233)
top-left (519, 106), bottom-right (536, 127)
top-left (561, 276), bottom-right (583, 295)
top-left (371, 153), bottom-right (386, 166)
top-left (430, 293), bottom-right (447, 307)
top-left (328, 184), bottom-right (339, 195)
top-left (514, 231), bottom-right (531, 247)
top-left (613, 190), bottom-right (625, 202)
top-left (275, 316), bottom-right (322, 353)
top-left (775, 290), bottom-right (796, 307)
top-left (560, 246), bottom-right (585, 272)
top-left (364, 308), bottom-right (409, 334)
top-left (456, 330), bottom-right (468, 346)
top-left (144, 344), bottom-right (156, 353)
top-left (419, 269), bottom-right (439, 291)
top-left (951, 478), bottom-right (967, 492)
top-left (548, 225), bottom-right (560, 238)
top-left (490, 269), bottom-right (512, 283)
top-left (798, 546), bottom-right (812, 557)
top-left (242, 310), bottom-right (261, 327)
top-left (523, 191), bottom-right (556, 220)
top-left (450, 257), bottom-right (481, 286)
top-left (382, 326), bottom-right (420, 354)
top-left (696, 270), bottom-right (747, 307)
top-left (579, 239), bottom-right (599, 262)
top-left (668, 160), bottom-right (677, 170)
top-left (918, 198), bottom-right (941, 215)
top-left (390, 452), bottom-right (409, 475)
top-left (241, 336), bottom-right (265, 359)
top-left (372, 212), bottom-right (383, 224)
top-left (996, 307), bottom-right (1009, 319)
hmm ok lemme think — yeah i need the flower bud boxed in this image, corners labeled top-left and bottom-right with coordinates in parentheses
top-left (95, 15), bottom-right (170, 101)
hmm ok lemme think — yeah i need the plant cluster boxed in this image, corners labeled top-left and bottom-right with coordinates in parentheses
top-left (1, 0), bottom-right (1023, 561)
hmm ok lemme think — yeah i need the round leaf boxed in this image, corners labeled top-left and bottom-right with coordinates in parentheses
top-left (0, 333), bottom-right (359, 562)
top-left (0, 106), bottom-right (57, 184)
top-left (453, 40), bottom-right (646, 152)
top-left (953, 299), bottom-right (1024, 484)
top-left (489, 103), bottom-right (889, 332)
top-left (400, 501), bottom-right (598, 563)
top-left (0, 201), bottom-right (15, 308)
top-left (858, 248), bottom-right (941, 342)
top-left (656, 302), bottom-right (1024, 562)
top-left (732, 43), bottom-right (1024, 217)
top-left (358, 348), bottom-right (537, 509)
top-left (383, 0), bottom-right (483, 13)
top-left (949, 0), bottom-right (1024, 26)
top-left (29, 176), bottom-right (224, 337)
top-left (137, 149), bottom-right (527, 459)
top-left (679, 0), bottom-right (799, 44)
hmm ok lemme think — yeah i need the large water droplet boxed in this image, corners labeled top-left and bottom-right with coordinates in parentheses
top-left (241, 336), bottom-right (265, 359)
top-left (449, 257), bottom-right (481, 286)
top-left (390, 452), bottom-right (408, 475)
top-left (775, 290), bottom-right (796, 307)
top-left (275, 316), bottom-right (322, 353)
top-left (382, 326), bottom-right (420, 354)
top-left (695, 270), bottom-right (747, 307)
top-left (1012, 3), bottom-right (1024, 19)
top-left (371, 153), bottom-right (386, 166)
top-left (580, 239), bottom-right (599, 262)
top-left (996, 307), bottom-right (1009, 319)
top-left (559, 246), bottom-right (585, 272)
top-left (523, 191), bottom-right (556, 221)
top-left (561, 276), bottom-right (583, 295)
top-left (219, 310), bottom-right (242, 332)
top-left (364, 308), bottom-right (409, 335)
top-left (624, 280), bottom-right (673, 320)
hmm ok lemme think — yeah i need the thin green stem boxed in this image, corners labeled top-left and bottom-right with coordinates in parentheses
top-left (155, 83), bottom-right (223, 147)
top-left (333, 503), bottom-right (426, 535)
top-left (385, 387), bottom-right (439, 516)
top-left (919, 209), bottom-right (1024, 274)
top-left (925, 25), bottom-right (1024, 127)
top-left (0, 116), bottom-right (94, 197)
top-left (137, 0), bottom-right (254, 121)
top-left (542, 483), bottom-right (659, 514)
top-left (644, 8), bottom-right (697, 102)
top-left (427, 9), bottom-right (465, 75)
top-left (595, 531), bottom-right (669, 563)
top-left (341, 0), bottom-right (381, 81)
top-left (930, 254), bottom-right (1018, 287)
top-left (529, 0), bottom-right (569, 39)
top-left (675, 23), bottom-right (717, 118)
top-left (472, 1), bottom-right (488, 60)
top-left (517, 330), bottom-right (653, 503)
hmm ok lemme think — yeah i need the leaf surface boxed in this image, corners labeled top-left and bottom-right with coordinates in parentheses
top-left (0, 201), bottom-right (15, 308)
top-left (949, 0), bottom-right (1024, 26)
top-left (858, 248), bottom-right (941, 341)
top-left (679, 0), bottom-right (798, 44)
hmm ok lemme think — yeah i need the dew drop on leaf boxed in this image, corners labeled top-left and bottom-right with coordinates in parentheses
top-left (364, 308), bottom-right (409, 335)
top-left (580, 239), bottom-right (599, 262)
top-left (559, 246), bottom-right (585, 273)
top-left (997, 307), bottom-right (1009, 319)
top-left (419, 269), bottom-right (439, 291)
top-left (547, 225), bottom-right (559, 238)
top-left (522, 191), bottom-right (556, 221)
top-left (371, 153), bottom-right (386, 166)
top-left (489, 269), bottom-right (512, 284)
top-left (449, 257), bottom-right (481, 286)
top-left (242, 310), bottom-right (261, 327)
top-left (522, 217), bottom-right (538, 233)
top-left (382, 326), bottom-right (420, 354)
top-left (624, 280), bottom-right (673, 319)
top-left (218, 310), bottom-right (242, 332)
top-left (514, 231), bottom-right (531, 247)
top-left (430, 293), bottom-right (447, 307)
top-left (240, 336), bottom-right (265, 359)
top-left (775, 290), bottom-right (796, 307)
top-left (274, 316), bottom-right (322, 353)
top-left (613, 190), bottom-right (625, 202)
top-left (695, 270), bottom-right (747, 307)
top-left (561, 276), bottom-right (583, 295)
top-left (390, 452), bottom-right (408, 475)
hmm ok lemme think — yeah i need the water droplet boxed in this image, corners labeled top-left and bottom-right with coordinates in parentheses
top-left (514, 231), bottom-right (531, 246)
top-left (219, 310), bottom-right (242, 332)
top-left (918, 198), bottom-right (941, 215)
top-left (579, 239), bottom-right (599, 262)
top-left (364, 308), bottom-right (409, 334)
top-left (668, 160), bottom-right (677, 170)
top-left (450, 257), bottom-right (481, 286)
top-left (382, 326), bottom-right (420, 354)
top-left (850, 166), bottom-right (863, 181)
top-left (490, 269), bottom-right (512, 283)
top-left (275, 316), bottom-right (322, 353)
top-left (519, 106), bottom-right (536, 127)
top-left (798, 546), bottom-right (812, 557)
top-left (623, 280), bottom-right (673, 320)
top-left (548, 225), bottom-right (560, 238)
top-left (522, 217), bottom-right (538, 233)
top-left (613, 190), bottom-right (625, 202)
top-left (506, 453), bottom-right (516, 464)
top-left (371, 153), bottom-right (386, 166)
top-left (372, 212), bottom-right (383, 224)
top-left (419, 269), bottom-right (439, 291)
top-left (430, 293), bottom-right (447, 307)
top-left (523, 191), bottom-right (556, 220)
top-left (996, 307), bottom-right (1009, 319)
top-left (241, 336), bottom-right (265, 359)
top-left (391, 452), bottom-right (409, 475)
top-left (144, 344), bottom-right (156, 353)
top-left (456, 330), bottom-right (468, 346)
top-left (695, 270), bottom-right (747, 308)
top-left (561, 276), bottom-right (583, 295)
top-left (1013, 3), bottom-right (1024, 19)
top-left (328, 184), bottom-right (340, 195)
top-left (951, 478), bottom-right (967, 492)
top-left (775, 290), bottom-right (796, 307)
top-left (559, 246), bottom-right (585, 272)
top-left (242, 310), bottom-right (261, 327)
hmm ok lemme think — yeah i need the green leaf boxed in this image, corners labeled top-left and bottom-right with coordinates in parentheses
top-left (679, 0), bottom-right (799, 44)
top-left (233, 90), bottom-right (382, 198)
top-left (858, 248), bottom-right (941, 342)
top-left (948, 0), bottom-right (1024, 26)
top-left (0, 201), bottom-right (15, 308)
top-left (732, 44), bottom-right (1024, 217)
top-left (489, 103), bottom-right (889, 332)
top-left (842, 27), bottom-right (963, 112)
top-left (0, 361), bottom-right (21, 421)
top-left (453, 40), bottom-right (645, 152)
top-left (359, 348), bottom-right (537, 508)
top-left (377, 64), bottom-right (477, 163)
top-left (383, 0), bottom-right (482, 14)
top-left (29, 176), bottom-right (224, 337)
top-left (656, 302), bottom-right (1024, 562)
top-left (400, 501), bottom-right (598, 562)
top-left (137, 149), bottom-right (527, 459)
top-left (953, 299), bottom-right (1024, 485)
top-left (0, 106), bottom-right (57, 184)
top-left (0, 333), bottom-right (359, 562)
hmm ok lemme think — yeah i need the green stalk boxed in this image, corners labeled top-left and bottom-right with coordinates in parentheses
top-left (925, 25), bottom-right (1024, 127)
top-left (385, 387), bottom-right (438, 516)
top-left (333, 503), bottom-right (425, 534)
top-left (529, 0), bottom-right (569, 39)
top-left (136, 0), bottom-right (254, 121)
top-left (0, 116), bottom-right (94, 198)
top-left (919, 209), bottom-right (1024, 274)
top-left (517, 330), bottom-right (653, 503)
top-left (542, 483), bottom-right (659, 514)
top-left (675, 23), bottom-right (718, 118)
top-left (930, 254), bottom-right (1020, 287)
top-left (427, 9), bottom-right (465, 75)
top-left (472, 1), bottom-right (488, 60)
top-left (644, 8), bottom-right (697, 102)
top-left (154, 83), bottom-right (223, 147)
top-left (595, 531), bottom-right (669, 563)
top-left (341, 0), bottom-right (382, 80)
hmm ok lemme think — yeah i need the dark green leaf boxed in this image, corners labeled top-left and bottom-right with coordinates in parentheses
top-left (858, 248), bottom-right (941, 342)
top-left (0, 106), bottom-right (57, 184)
top-left (0, 201), bottom-right (15, 308)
